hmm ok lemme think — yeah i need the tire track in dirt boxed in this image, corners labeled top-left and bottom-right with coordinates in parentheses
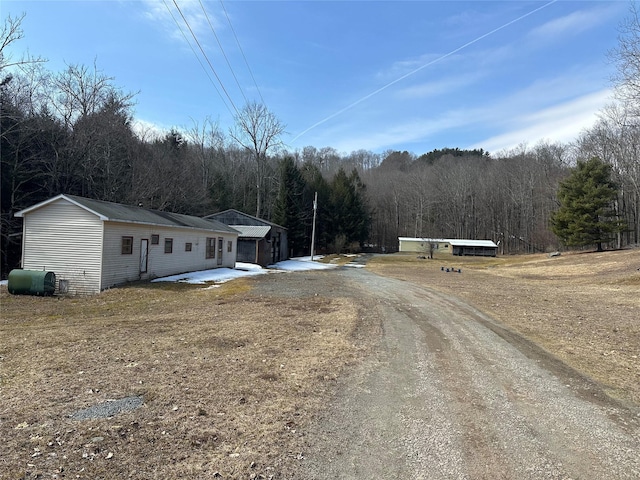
top-left (296, 267), bottom-right (640, 479)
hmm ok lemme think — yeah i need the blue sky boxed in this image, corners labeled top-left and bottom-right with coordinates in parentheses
top-left (3, 0), bottom-right (629, 156)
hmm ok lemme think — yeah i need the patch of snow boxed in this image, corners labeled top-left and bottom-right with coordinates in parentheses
top-left (274, 258), bottom-right (337, 271)
top-left (152, 266), bottom-right (268, 285)
top-left (151, 257), bottom-right (336, 285)
top-left (0, 280), bottom-right (7, 286)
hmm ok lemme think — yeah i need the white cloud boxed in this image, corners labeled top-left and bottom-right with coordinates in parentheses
top-left (376, 53), bottom-right (442, 82)
top-left (327, 110), bottom-right (470, 153)
top-left (470, 89), bottom-right (614, 153)
top-left (527, 5), bottom-right (621, 43)
top-left (396, 72), bottom-right (484, 100)
top-left (132, 118), bottom-right (170, 141)
top-left (313, 80), bottom-right (613, 155)
top-left (140, 0), bottom-right (223, 46)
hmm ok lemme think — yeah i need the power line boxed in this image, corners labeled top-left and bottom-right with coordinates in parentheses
top-left (161, 0), bottom-right (235, 118)
top-left (219, 0), bottom-right (266, 106)
top-left (291, 0), bottom-right (559, 143)
top-left (171, 0), bottom-right (240, 116)
top-left (197, 0), bottom-right (248, 105)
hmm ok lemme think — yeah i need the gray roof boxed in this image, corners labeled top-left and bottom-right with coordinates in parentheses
top-left (16, 194), bottom-right (239, 234)
top-left (448, 239), bottom-right (498, 248)
top-left (205, 208), bottom-right (286, 229)
top-left (399, 237), bottom-right (497, 248)
top-left (231, 225), bottom-right (271, 239)
top-left (399, 237), bottom-right (450, 242)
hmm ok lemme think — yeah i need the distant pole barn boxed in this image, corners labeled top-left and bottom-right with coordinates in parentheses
top-left (398, 237), bottom-right (498, 257)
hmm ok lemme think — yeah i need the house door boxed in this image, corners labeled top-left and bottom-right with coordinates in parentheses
top-left (217, 237), bottom-right (223, 265)
top-left (140, 239), bottom-right (149, 274)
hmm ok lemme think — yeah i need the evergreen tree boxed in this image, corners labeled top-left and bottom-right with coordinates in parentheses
top-left (273, 156), bottom-right (307, 256)
top-left (329, 168), bottom-right (370, 250)
top-left (300, 162), bottom-right (331, 252)
top-left (550, 157), bottom-right (624, 251)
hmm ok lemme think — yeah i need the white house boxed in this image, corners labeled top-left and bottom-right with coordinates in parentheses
top-left (398, 237), bottom-right (452, 254)
top-left (15, 194), bottom-right (239, 295)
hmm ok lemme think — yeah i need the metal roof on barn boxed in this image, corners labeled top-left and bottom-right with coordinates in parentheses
top-left (231, 225), bottom-right (271, 239)
top-left (204, 209), bottom-right (286, 229)
top-left (16, 194), bottom-right (239, 234)
top-left (448, 239), bottom-right (498, 248)
top-left (399, 237), bottom-right (497, 248)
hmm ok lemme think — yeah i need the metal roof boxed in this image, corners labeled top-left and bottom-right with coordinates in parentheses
top-left (399, 237), bottom-right (497, 248)
top-left (399, 237), bottom-right (450, 242)
top-left (231, 225), bottom-right (271, 239)
top-left (448, 239), bottom-right (498, 248)
top-left (16, 194), bottom-right (239, 234)
top-left (204, 208), bottom-right (286, 229)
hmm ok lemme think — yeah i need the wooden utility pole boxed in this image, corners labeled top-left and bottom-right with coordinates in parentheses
top-left (310, 191), bottom-right (318, 261)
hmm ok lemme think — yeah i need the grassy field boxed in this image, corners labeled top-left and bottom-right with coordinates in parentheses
top-left (2, 248), bottom-right (638, 479)
top-left (0, 278), bottom-right (367, 479)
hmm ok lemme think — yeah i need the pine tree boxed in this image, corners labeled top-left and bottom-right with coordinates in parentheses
top-left (329, 168), bottom-right (370, 250)
top-left (550, 157), bottom-right (624, 251)
top-left (273, 156), bottom-right (307, 256)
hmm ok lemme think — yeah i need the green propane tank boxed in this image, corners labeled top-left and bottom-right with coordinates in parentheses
top-left (7, 269), bottom-right (56, 296)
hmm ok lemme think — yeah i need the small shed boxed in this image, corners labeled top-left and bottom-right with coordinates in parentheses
top-left (15, 194), bottom-right (239, 295)
top-left (398, 237), bottom-right (498, 257)
top-left (449, 239), bottom-right (498, 257)
top-left (204, 209), bottom-right (288, 266)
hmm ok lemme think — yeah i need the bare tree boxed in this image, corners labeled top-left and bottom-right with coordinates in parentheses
top-left (186, 116), bottom-right (224, 191)
top-left (229, 101), bottom-right (285, 217)
top-left (51, 62), bottom-right (136, 128)
top-left (612, 2), bottom-right (640, 115)
top-left (0, 13), bottom-right (46, 83)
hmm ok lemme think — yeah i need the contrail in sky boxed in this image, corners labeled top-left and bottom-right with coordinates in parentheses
top-left (291, 0), bottom-right (558, 144)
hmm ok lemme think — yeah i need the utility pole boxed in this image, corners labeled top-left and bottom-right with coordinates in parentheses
top-left (310, 191), bottom-right (318, 261)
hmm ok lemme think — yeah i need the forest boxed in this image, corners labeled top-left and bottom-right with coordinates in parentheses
top-left (2, 11), bottom-right (640, 277)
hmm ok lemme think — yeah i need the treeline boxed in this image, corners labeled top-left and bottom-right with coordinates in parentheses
top-left (0, 61), bottom-right (374, 275)
top-left (2, 12), bottom-right (640, 277)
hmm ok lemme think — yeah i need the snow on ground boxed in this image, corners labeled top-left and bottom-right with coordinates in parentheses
top-left (151, 257), bottom-right (337, 285)
top-left (0, 280), bottom-right (7, 286)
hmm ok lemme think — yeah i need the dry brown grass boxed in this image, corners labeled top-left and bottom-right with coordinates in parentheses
top-left (0, 279), bottom-right (366, 479)
top-left (368, 248), bottom-right (640, 405)
top-left (2, 250), bottom-right (638, 479)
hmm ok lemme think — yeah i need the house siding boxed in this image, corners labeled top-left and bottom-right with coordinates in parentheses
top-left (21, 199), bottom-right (103, 295)
top-left (17, 195), bottom-right (239, 294)
top-left (399, 239), bottom-right (451, 253)
top-left (101, 223), bottom-right (237, 288)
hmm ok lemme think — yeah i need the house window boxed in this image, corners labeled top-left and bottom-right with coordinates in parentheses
top-left (165, 238), bottom-right (173, 254)
top-left (151, 234), bottom-right (159, 245)
top-left (206, 237), bottom-right (216, 258)
top-left (185, 242), bottom-right (192, 252)
top-left (121, 236), bottom-right (133, 255)
top-left (227, 241), bottom-right (232, 253)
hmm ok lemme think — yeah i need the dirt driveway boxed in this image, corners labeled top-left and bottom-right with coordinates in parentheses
top-left (294, 266), bottom-right (640, 479)
top-left (2, 252), bottom-right (638, 479)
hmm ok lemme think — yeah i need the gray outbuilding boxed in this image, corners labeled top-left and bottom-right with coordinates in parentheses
top-left (204, 209), bottom-right (288, 266)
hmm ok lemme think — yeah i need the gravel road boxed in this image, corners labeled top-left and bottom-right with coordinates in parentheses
top-left (291, 266), bottom-right (640, 479)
